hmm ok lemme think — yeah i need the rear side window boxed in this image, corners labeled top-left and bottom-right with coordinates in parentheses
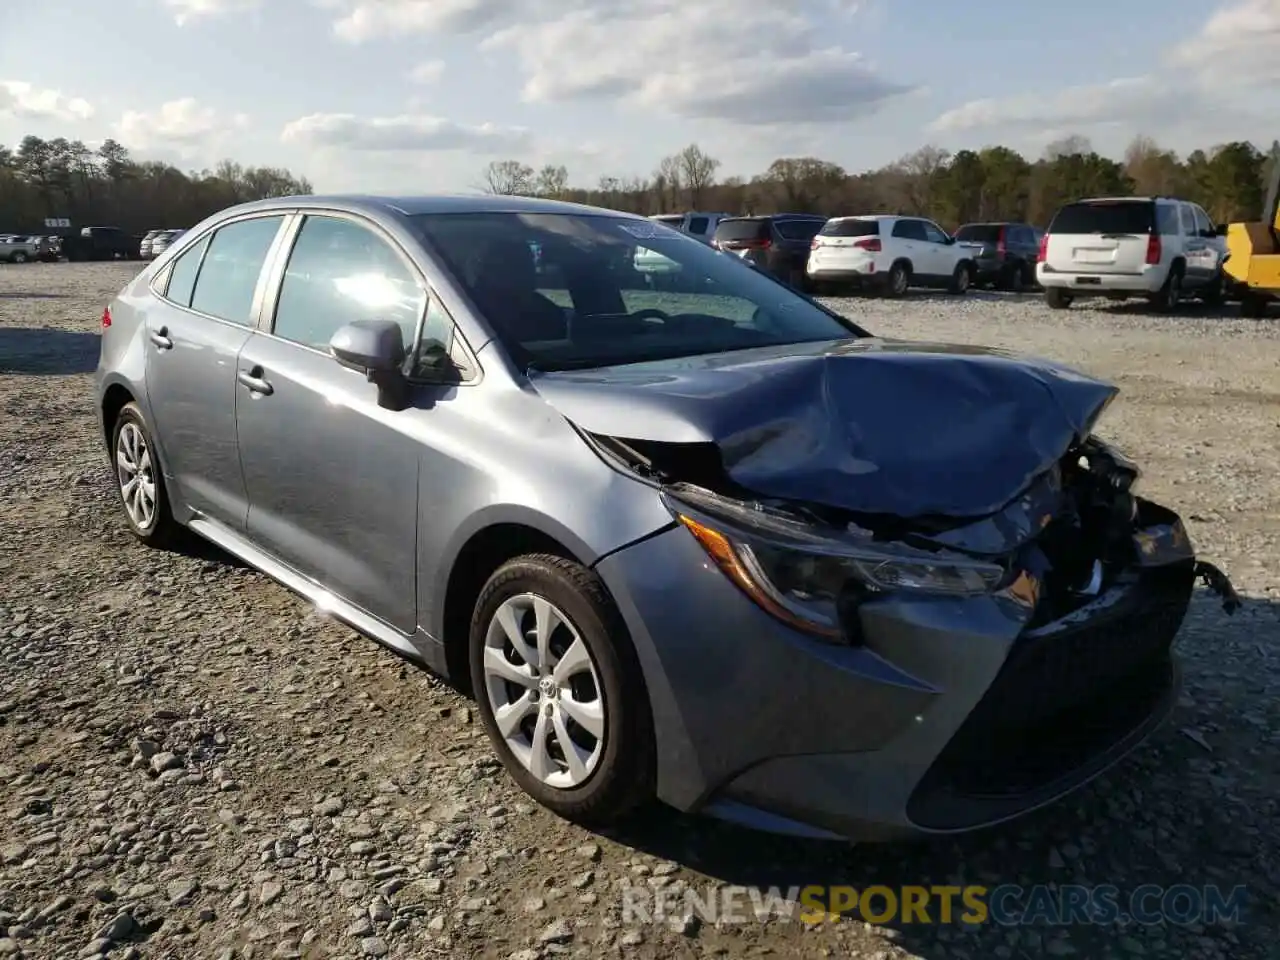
top-left (165, 234), bottom-right (210, 307)
top-left (820, 219), bottom-right (879, 238)
top-left (686, 216), bottom-right (709, 235)
top-left (892, 219), bottom-right (927, 241)
top-left (190, 216), bottom-right (285, 326)
top-left (714, 219), bottom-right (769, 242)
top-left (954, 224), bottom-right (1002, 243)
top-left (774, 219), bottom-right (825, 241)
top-left (1050, 201), bottom-right (1154, 235)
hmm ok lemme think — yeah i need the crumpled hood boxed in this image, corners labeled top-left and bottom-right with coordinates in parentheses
top-left (530, 337), bottom-right (1119, 519)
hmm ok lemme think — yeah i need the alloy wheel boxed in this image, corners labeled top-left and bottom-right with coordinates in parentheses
top-left (482, 593), bottom-right (606, 789)
top-left (116, 422), bottom-right (157, 530)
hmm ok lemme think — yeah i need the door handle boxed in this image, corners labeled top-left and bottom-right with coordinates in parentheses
top-left (149, 327), bottom-right (173, 350)
top-left (237, 367), bottom-right (274, 396)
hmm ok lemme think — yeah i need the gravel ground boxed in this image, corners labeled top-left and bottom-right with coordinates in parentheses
top-left (1, 261), bottom-right (1278, 960)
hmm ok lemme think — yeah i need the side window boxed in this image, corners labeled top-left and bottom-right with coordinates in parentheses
top-left (1193, 206), bottom-right (1214, 235)
top-left (1155, 205), bottom-right (1179, 235)
top-left (190, 216), bottom-right (285, 325)
top-left (892, 219), bottom-right (926, 241)
top-left (273, 215), bottom-right (427, 351)
top-left (686, 216), bottom-right (709, 236)
top-left (1178, 205), bottom-right (1196, 236)
top-left (921, 221), bottom-right (950, 244)
top-left (164, 234), bottom-right (210, 307)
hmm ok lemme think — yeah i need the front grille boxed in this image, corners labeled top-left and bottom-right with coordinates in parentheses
top-left (916, 560), bottom-right (1194, 804)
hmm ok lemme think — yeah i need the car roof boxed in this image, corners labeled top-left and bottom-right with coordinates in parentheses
top-left (218, 193), bottom-right (645, 220)
top-left (831, 214), bottom-right (899, 221)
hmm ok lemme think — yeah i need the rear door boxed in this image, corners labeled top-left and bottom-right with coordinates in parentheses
top-left (890, 218), bottom-right (927, 274)
top-left (1044, 200), bottom-right (1156, 275)
top-left (143, 214), bottom-right (289, 528)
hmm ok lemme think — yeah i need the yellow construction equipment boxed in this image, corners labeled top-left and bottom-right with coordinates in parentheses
top-left (1223, 150), bottom-right (1280, 318)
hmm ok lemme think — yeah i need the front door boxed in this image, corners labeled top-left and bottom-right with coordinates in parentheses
top-left (143, 215), bottom-right (287, 528)
top-left (234, 213), bottom-right (427, 632)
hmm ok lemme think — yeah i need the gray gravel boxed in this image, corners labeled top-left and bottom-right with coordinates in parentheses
top-left (1, 262), bottom-right (1277, 959)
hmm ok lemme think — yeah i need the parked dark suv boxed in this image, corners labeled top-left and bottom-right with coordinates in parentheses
top-left (712, 214), bottom-right (828, 287)
top-left (954, 222), bottom-right (1041, 292)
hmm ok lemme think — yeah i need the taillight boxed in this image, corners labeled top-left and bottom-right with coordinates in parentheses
top-left (1145, 233), bottom-right (1161, 265)
top-left (854, 238), bottom-right (882, 252)
top-left (1036, 232), bottom-right (1049, 262)
top-left (101, 306), bottom-right (112, 329)
top-left (997, 226), bottom-right (1007, 255)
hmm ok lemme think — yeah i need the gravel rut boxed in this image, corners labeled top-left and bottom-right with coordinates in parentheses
top-left (1, 262), bottom-right (1277, 960)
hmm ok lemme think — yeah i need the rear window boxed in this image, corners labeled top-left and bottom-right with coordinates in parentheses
top-left (819, 219), bottom-right (879, 238)
top-left (774, 219), bottom-right (825, 241)
top-left (1050, 201), bottom-right (1154, 235)
top-left (954, 224), bottom-right (1003, 243)
top-left (714, 219), bottom-right (769, 242)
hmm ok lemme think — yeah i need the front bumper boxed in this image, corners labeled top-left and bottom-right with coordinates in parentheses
top-left (596, 511), bottom-right (1200, 841)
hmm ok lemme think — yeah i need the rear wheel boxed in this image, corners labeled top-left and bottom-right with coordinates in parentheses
top-left (948, 262), bottom-right (973, 295)
top-left (1001, 262), bottom-right (1025, 293)
top-left (112, 403), bottom-right (182, 547)
top-left (470, 554), bottom-right (656, 826)
top-left (1149, 265), bottom-right (1183, 314)
top-left (1045, 287), bottom-right (1072, 310)
top-left (885, 261), bottom-right (910, 298)
top-left (11, 251), bottom-right (28, 264)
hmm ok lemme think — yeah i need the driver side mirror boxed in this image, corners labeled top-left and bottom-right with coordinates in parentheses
top-left (330, 319), bottom-right (410, 411)
top-left (1215, 223), bottom-right (1229, 236)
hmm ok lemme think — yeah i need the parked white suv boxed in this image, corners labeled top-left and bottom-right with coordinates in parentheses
top-left (1037, 197), bottom-right (1227, 311)
top-left (806, 215), bottom-right (976, 296)
top-left (634, 211), bottom-right (732, 280)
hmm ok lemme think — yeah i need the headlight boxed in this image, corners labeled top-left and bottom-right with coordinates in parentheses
top-left (663, 484), bottom-right (1007, 641)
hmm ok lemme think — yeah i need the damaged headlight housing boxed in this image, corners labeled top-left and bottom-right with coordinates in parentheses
top-left (662, 483), bottom-right (1007, 641)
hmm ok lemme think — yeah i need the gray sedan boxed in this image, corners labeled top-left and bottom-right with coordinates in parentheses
top-left (93, 194), bottom-right (1240, 841)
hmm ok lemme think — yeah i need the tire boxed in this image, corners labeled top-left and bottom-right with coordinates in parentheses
top-left (1045, 287), bottom-right (1072, 310)
top-left (11, 251), bottom-right (28, 264)
top-left (1000, 262), bottom-right (1025, 294)
top-left (470, 554), bottom-right (656, 826)
top-left (948, 262), bottom-right (973, 295)
top-left (885, 261), bottom-right (910, 298)
top-left (1149, 265), bottom-right (1183, 314)
top-left (1241, 293), bottom-right (1270, 319)
top-left (111, 402), bottom-right (182, 547)
top-left (1200, 273), bottom-right (1225, 308)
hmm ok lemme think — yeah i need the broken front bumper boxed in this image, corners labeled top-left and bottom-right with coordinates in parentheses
top-left (595, 503), bottom-right (1236, 842)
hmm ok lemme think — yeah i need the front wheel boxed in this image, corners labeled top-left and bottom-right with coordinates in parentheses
top-left (11, 252), bottom-right (28, 264)
top-left (470, 554), bottom-right (656, 826)
top-left (1241, 293), bottom-right (1271, 319)
top-left (948, 262), bottom-right (972, 295)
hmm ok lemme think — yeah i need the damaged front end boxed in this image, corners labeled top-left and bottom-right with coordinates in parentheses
top-left (586, 427), bottom-right (1240, 829)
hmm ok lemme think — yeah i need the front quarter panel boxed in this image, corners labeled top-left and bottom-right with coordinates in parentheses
top-left (416, 345), bottom-right (676, 643)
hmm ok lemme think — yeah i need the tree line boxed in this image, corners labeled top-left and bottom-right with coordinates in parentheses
top-left (483, 135), bottom-right (1280, 229)
top-left (0, 135), bottom-right (313, 234)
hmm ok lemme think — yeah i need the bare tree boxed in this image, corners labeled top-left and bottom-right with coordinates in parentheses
top-left (654, 155), bottom-right (682, 211)
top-left (482, 159), bottom-right (535, 195)
top-left (534, 164), bottom-right (569, 199)
top-left (676, 144), bottom-right (720, 208)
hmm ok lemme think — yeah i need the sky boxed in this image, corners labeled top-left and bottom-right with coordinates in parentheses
top-left (2, 0), bottom-right (1278, 193)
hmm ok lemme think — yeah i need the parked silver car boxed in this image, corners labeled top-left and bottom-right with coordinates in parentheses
top-left (149, 229), bottom-right (184, 258)
top-left (94, 195), bottom-right (1240, 840)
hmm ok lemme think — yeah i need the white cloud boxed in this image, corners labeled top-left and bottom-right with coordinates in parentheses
top-left (928, 77), bottom-right (1186, 135)
top-left (407, 60), bottom-right (445, 85)
top-left (280, 113), bottom-right (530, 153)
top-left (323, 0), bottom-right (912, 126)
top-left (0, 80), bottom-right (94, 122)
top-left (1170, 0), bottom-right (1280, 83)
top-left (115, 98), bottom-right (249, 153)
top-left (326, 0), bottom-right (507, 43)
top-left (162, 0), bottom-right (258, 24)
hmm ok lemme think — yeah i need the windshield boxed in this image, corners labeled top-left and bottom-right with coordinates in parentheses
top-left (413, 212), bottom-right (864, 372)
